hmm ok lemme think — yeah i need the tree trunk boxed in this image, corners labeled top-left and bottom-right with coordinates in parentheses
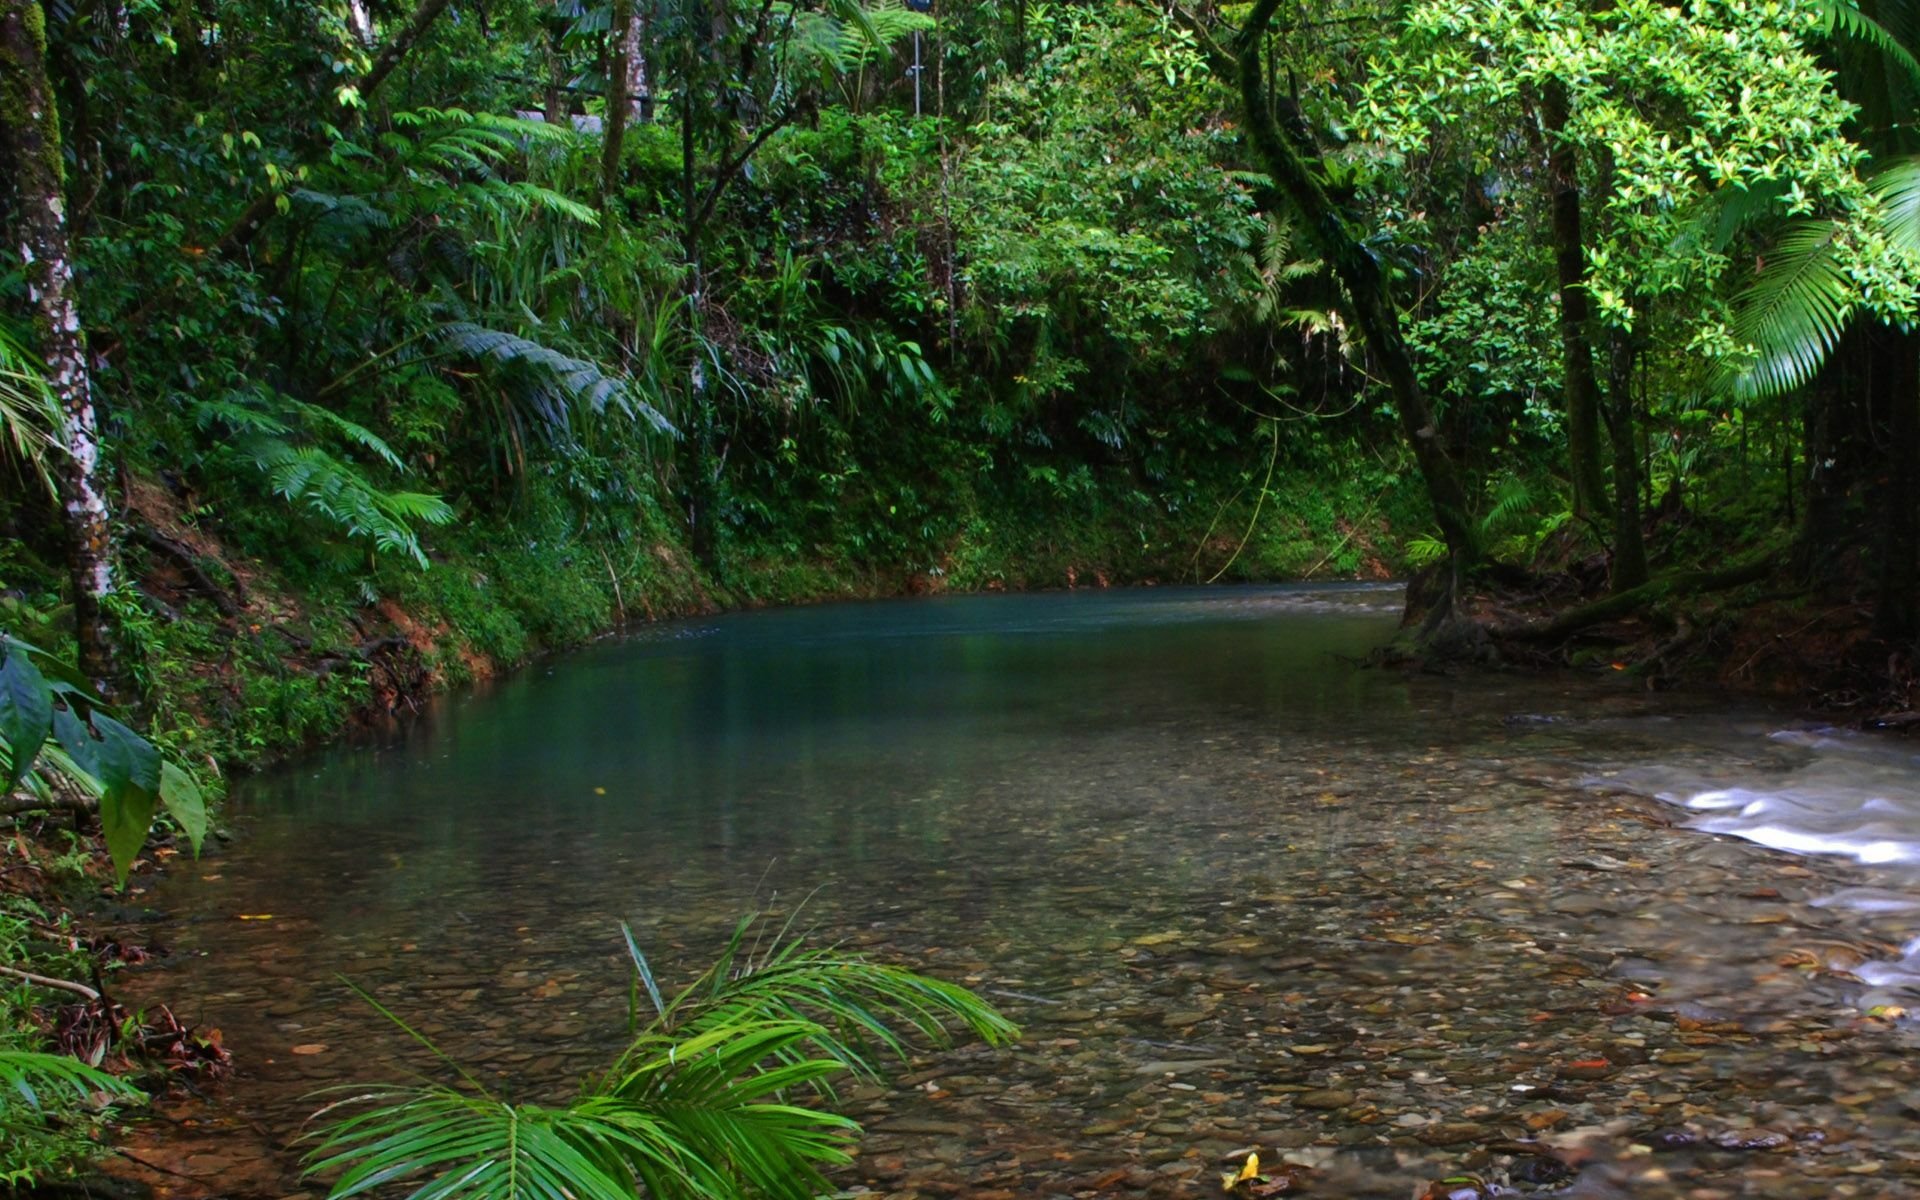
top-left (1795, 325), bottom-right (1875, 582)
top-left (543, 32), bottom-right (565, 126)
top-left (1604, 326), bottom-right (1649, 591)
top-left (1535, 84), bottom-right (1610, 522)
top-left (1232, 0), bottom-right (1479, 565)
top-left (1873, 324), bottom-right (1920, 643)
top-left (602, 0), bottom-right (637, 196)
top-left (0, 0), bottom-right (117, 689)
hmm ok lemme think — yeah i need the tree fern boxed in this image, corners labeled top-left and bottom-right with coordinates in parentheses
top-left (255, 444), bottom-right (454, 567)
top-left (198, 392), bottom-right (454, 567)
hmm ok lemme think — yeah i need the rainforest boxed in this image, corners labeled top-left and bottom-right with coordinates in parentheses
top-left (3, 0), bottom-right (1920, 1196)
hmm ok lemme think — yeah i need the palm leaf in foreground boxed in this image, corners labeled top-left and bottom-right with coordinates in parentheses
top-left (620, 913), bottom-right (1020, 1086)
top-left (1725, 156), bottom-right (1920, 399)
top-left (304, 917), bottom-right (1018, 1200)
top-left (1726, 219), bottom-right (1854, 399)
top-left (0, 1050), bottom-right (141, 1114)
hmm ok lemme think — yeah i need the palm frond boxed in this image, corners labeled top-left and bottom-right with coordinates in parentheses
top-left (0, 1051), bottom-right (142, 1113)
top-left (0, 325), bottom-right (65, 496)
top-left (1874, 154), bottom-right (1920, 257)
top-left (305, 921), bottom-right (1016, 1200)
top-left (1819, 0), bottom-right (1920, 87)
top-left (306, 1087), bottom-right (665, 1200)
top-left (630, 913), bottom-right (1018, 1084)
top-left (1726, 219), bottom-right (1856, 398)
top-left (439, 322), bottom-right (674, 434)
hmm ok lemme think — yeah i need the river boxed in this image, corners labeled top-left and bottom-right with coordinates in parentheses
top-left (121, 585), bottom-right (1920, 1198)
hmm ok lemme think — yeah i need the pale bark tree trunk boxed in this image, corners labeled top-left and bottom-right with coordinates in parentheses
top-left (347, 0), bottom-right (376, 49)
top-left (602, 0), bottom-right (648, 195)
top-left (1, 0), bottom-right (117, 688)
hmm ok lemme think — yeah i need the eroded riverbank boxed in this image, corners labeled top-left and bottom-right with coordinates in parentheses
top-left (109, 586), bottom-right (1920, 1198)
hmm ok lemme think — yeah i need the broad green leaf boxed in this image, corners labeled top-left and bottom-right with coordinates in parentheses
top-left (92, 714), bottom-right (162, 886)
top-left (0, 646), bottom-right (53, 790)
top-left (51, 704), bottom-right (100, 778)
top-left (160, 762), bottom-right (209, 855)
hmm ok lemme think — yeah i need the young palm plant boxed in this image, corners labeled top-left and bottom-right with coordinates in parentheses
top-left (303, 913), bottom-right (1018, 1200)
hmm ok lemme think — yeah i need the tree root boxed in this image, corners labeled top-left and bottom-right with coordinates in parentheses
top-left (1493, 552), bottom-right (1777, 644)
top-left (133, 525), bottom-right (247, 618)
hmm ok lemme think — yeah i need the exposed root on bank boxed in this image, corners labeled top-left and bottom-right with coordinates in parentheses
top-left (1378, 545), bottom-right (1920, 729)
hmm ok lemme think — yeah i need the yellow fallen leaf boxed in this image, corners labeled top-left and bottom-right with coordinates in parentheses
top-left (237, 914), bottom-right (273, 921)
top-left (594, 786), bottom-right (607, 795)
top-left (1221, 1150), bottom-right (1259, 1192)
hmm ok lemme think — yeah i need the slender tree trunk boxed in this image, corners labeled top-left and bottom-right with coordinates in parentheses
top-left (1795, 326), bottom-right (1872, 582)
top-left (1535, 84), bottom-right (1609, 522)
top-left (602, 0), bottom-right (637, 196)
top-left (1, 0), bottom-right (117, 688)
top-left (1231, 0), bottom-right (1479, 565)
top-left (544, 33), bottom-right (565, 125)
top-left (347, 0), bottom-right (376, 49)
top-left (679, 3), bottom-right (719, 568)
top-left (630, 2), bottom-right (651, 123)
top-left (1603, 326), bottom-right (1649, 590)
top-left (1873, 325), bottom-right (1920, 642)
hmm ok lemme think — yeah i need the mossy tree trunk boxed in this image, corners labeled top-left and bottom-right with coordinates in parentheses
top-left (0, 0), bottom-right (117, 688)
top-left (1231, 0), bottom-right (1480, 567)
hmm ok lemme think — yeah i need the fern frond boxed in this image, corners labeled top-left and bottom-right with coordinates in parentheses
top-left (439, 322), bottom-right (674, 433)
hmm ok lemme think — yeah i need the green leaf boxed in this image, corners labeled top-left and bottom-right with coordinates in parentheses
top-left (51, 704), bottom-right (99, 778)
top-left (160, 761), bottom-right (208, 855)
top-left (0, 646), bottom-right (53, 791)
top-left (91, 714), bottom-right (162, 886)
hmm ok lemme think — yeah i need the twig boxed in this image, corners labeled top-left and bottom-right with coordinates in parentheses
top-left (0, 964), bottom-right (102, 1001)
top-left (601, 547), bottom-right (628, 625)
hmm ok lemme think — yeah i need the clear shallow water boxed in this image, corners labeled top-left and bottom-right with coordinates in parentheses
top-left (125, 586), bottom-right (1920, 1198)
